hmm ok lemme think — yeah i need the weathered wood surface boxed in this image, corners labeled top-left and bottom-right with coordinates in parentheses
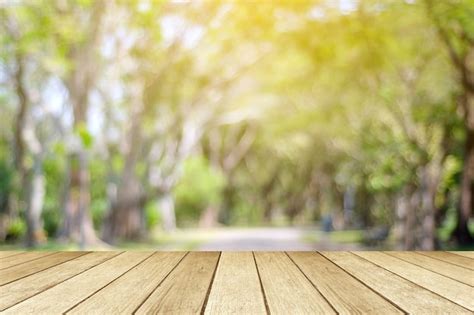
top-left (0, 251), bottom-right (472, 314)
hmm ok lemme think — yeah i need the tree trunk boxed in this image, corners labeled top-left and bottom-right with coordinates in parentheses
top-left (59, 0), bottom-right (104, 248)
top-left (356, 184), bottom-right (372, 228)
top-left (2, 51), bottom-right (29, 242)
top-left (102, 85), bottom-right (147, 242)
top-left (453, 119), bottom-right (474, 245)
top-left (104, 200), bottom-right (144, 242)
top-left (25, 155), bottom-right (46, 247)
top-left (420, 166), bottom-right (439, 250)
top-left (405, 188), bottom-right (419, 250)
top-left (428, 3), bottom-right (474, 246)
top-left (59, 86), bottom-right (99, 247)
top-left (261, 171), bottom-right (278, 224)
top-left (102, 172), bottom-right (145, 242)
top-left (219, 181), bottom-right (235, 225)
top-left (199, 205), bottom-right (218, 228)
top-left (452, 82), bottom-right (474, 245)
top-left (396, 185), bottom-right (418, 250)
top-left (158, 193), bottom-right (176, 232)
top-left (395, 188), bottom-right (409, 249)
top-left (11, 50), bottom-right (47, 247)
top-left (60, 151), bottom-right (98, 248)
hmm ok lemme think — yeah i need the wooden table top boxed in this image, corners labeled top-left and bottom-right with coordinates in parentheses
top-left (0, 251), bottom-right (472, 314)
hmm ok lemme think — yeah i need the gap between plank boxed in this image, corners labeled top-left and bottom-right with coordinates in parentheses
top-left (1, 252), bottom-right (123, 312)
top-left (0, 252), bottom-right (57, 271)
top-left (252, 251), bottom-right (271, 315)
top-left (449, 252), bottom-right (474, 259)
top-left (131, 251), bottom-right (190, 315)
top-left (386, 251), bottom-right (473, 281)
top-left (0, 252), bottom-right (25, 260)
top-left (351, 252), bottom-right (472, 313)
top-left (416, 251), bottom-right (474, 270)
top-left (64, 252), bottom-right (155, 314)
top-left (317, 251), bottom-right (407, 315)
top-left (285, 252), bottom-right (338, 314)
top-left (410, 251), bottom-right (474, 272)
top-left (200, 252), bottom-right (222, 315)
top-left (0, 252), bottom-right (90, 287)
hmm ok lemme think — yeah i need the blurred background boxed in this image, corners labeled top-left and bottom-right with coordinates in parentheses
top-left (0, 0), bottom-right (473, 251)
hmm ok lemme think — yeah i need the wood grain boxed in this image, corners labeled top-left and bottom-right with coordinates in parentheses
top-left (449, 251), bottom-right (474, 259)
top-left (356, 251), bottom-right (474, 311)
top-left (68, 251), bottom-right (186, 314)
top-left (0, 252), bottom-right (54, 270)
top-left (135, 252), bottom-right (219, 315)
top-left (0, 252), bottom-right (117, 311)
top-left (322, 251), bottom-right (471, 314)
top-left (1, 251), bottom-right (472, 314)
top-left (288, 252), bottom-right (402, 315)
top-left (387, 251), bottom-right (474, 286)
top-left (0, 251), bottom-right (24, 259)
top-left (0, 251), bottom-right (85, 286)
top-left (417, 251), bottom-right (474, 270)
top-left (254, 251), bottom-right (336, 315)
top-left (204, 252), bottom-right (266, 315)
top-left (3, 251), bottom-right (151, 314)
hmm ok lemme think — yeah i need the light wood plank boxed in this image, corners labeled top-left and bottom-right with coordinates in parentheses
top-left (356, 251), bottom-right (474, 311)
top-left (68, 252), bottom-right (186, 314)
top-left (288, 252), bottom-right (402, 315)
top-left (136, 251), bottom-right (219, 315)
top-left (254, 252), bottom-right (336, 315)
top-left (0, 251), bottom-right (54, 270)
top-left (0, 251), bottom-right (24, 259)
top-left (0, 252), bottom-right (118, 311)
top-left (0, 251), bottom-right (85, 286)
top-left (204, 252), bottom-right (266, 315)
top-left (387, 251), bottom-right (474, 286)
top-left (449, 251), bottom-right (474, 259)
top-left (3, 251), bottom-right (152, 314)
top-left (417, 251), bottom-right (474, 270)
top-left (322, 252), bottom-right (470, 314)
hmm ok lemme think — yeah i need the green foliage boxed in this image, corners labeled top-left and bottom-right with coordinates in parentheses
top-left (41, 157), bottom-right (66, 237)
top-left (76, 123), bottom-right (94, 149)
top-left (229, 200), bottom-right (262, 226)
top-left (174, 156), bottom-right (225, 223)
top-left (1, 0), bottom-right (472, 249)
top-left (0, 156), bottom-right (13, 212)
top-left (89, 160), bottom-right (108, 229)
top-left (145, 202), bottom-right (161, 230)
top-left (42, 207), bottom-right (60, 238)
top-left (6, 219), bottom-right (26, 241)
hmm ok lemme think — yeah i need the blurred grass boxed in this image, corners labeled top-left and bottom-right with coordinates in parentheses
top-left (0, 229), bottom-right (212, 251)
top-left (2, 225), bottom-right (472, 251)
top-left (302, 230), bottom-right (364, 244)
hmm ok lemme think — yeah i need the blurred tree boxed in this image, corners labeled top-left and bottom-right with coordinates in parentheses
top-left (426, 0), bottom-right (474, 245)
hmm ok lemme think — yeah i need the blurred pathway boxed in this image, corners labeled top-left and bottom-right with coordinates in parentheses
top-left (195, 227), bottom-right (364, 251)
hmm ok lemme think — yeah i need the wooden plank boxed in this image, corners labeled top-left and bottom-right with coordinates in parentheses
top-left (3, 251), bottom-right (152, 314)
top-left (321, 252), bottom-right (470, 314)
top-left (355, 251), bottom-right (474, 311)
top-left (68, 252), bottom-right (186, 314)
top-left (0, 251), bottom-right (24, 259)
top-left (449, 251), bottom-right (474, 259)
top-left (254, 252), bottom-right (336, 315)
top-left (0, 251), bottom-right (85, 286)
top-left (387, 251), bottom-right (474, 286)
top-left (135, 251), bottom-right (220, 315)
top-left (0, 251), bottom-right (54, 270)
top-left (417, 251), bottom-right (474, 270)
top-left (288, 252), bottom-right (402, 315)
top-left (0, 251), bottom-right (118, 311)
top-left (204, 252), bottom-right (266, 315)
